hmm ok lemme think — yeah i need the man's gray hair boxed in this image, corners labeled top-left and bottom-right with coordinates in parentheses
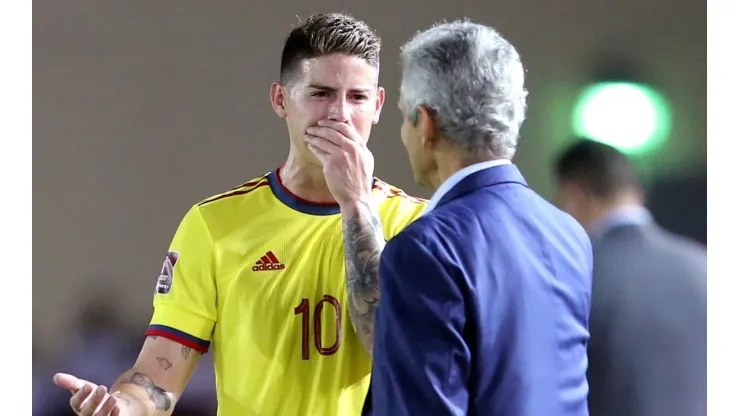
top-left (400, 20), bottom-right (528, 159)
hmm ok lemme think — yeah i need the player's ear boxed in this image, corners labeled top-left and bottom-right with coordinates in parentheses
top-left (270, 82), bottom-right (288, 119)
top-left (373, 86), bottom-right (386, 124)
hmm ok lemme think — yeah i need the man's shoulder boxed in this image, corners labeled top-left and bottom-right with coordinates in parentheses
top-left (373, 178), bottom-right (428, 235)
top-left (196, 172), bottom-right (272, 210)
top-left (176, 172), bottom-right (274, 235)
top-left (656, 226), bottom-right (706, 255)
top-left (372, 178), bottom-right (427, 206)
top-left (424, 184), bottom-right (590, 247)
top-left (596, 224), bottom-right (705, 268)
top-left (647, 226), bottom-right (707, 271)
top-left (387, 209), bottom-right (449, 248)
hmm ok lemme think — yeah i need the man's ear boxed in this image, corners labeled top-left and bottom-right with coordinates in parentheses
top-left (373, 87), bottom-right (386, 124)
top-left (416, 105), bottom-right (437, 149)
top-left (270, 82), bottom-right (288, 119)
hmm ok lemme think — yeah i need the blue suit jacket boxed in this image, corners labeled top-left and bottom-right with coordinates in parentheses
top-left (367, 164), bottom-right (593, 416)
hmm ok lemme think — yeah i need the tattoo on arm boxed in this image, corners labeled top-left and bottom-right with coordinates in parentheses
top-left (121, 372), bottom-right (172, 411)
top-left (148, 334), bottom-right (191, 360)
top-left (156, 357), bottom-right (173, 371)
top-left (181, 346), bottom-right (191, 360)
top-left (343, 201), bottom-right (386, 354)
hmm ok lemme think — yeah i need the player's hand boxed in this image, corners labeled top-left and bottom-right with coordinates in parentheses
top-left (53, 373), bottom-right (123, 416)
top-left (304, 119), bottom-right (374, 207)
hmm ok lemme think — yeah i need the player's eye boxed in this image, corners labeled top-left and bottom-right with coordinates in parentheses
top-left (351, 94), bottom-right (369, 102)
top-left (311, 91), bottom-right (331, 98)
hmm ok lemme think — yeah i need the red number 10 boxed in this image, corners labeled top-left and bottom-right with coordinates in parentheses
top-left (293, 295), bottom-right (342, 360)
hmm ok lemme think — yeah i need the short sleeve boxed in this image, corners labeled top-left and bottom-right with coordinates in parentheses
top-left (145, 205), bottom-right (217, 353)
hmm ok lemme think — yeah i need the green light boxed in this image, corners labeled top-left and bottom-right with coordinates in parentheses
top-left (572, 82), bottom-right (671, 154)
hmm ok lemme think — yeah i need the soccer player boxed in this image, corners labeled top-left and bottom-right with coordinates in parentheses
top-left (52, 13), bottom-right (426, 416)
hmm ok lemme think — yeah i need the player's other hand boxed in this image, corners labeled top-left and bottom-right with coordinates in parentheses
top-left (53, 372), bottom-right (123, 416)
top-left (304, 120), bottom-right (374, 206)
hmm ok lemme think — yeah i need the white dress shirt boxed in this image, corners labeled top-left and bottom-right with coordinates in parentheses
top-left (422, 159), bottom-right (512, 215)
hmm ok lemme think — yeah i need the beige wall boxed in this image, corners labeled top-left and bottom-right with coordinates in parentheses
top-left (34, 0), bottom-right (706, 358)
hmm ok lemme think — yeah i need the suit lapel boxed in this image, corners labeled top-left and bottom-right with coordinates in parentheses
top-left (436, 164), bottom-right (529, 209)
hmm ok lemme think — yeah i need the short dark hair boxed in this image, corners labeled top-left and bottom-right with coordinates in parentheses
top-left (279, 13), bottom-right (381, 84)
top-left (554, 139), bottom-right (642, 199)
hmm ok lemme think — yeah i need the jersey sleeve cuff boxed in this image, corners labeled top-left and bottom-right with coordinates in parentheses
top-left (148, 304), bottom-right (214, 353)
top-left (145, 324), bottom-right (211, 354)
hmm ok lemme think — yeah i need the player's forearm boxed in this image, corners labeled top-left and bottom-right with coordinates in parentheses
top-left (341, 200), bottom-right (386, 355)
top-left (110, 369), bottom-right (177, 416)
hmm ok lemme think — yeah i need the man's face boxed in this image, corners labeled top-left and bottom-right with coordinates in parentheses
top-left (271, 53), bottom-right (384, 163)
top-left (398, 96), bottom-right (435, 189)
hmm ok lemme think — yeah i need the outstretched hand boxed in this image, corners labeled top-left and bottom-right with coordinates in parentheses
top-left (53, 372), bottom-right (123, 416)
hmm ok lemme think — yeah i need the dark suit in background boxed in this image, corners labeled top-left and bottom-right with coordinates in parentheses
top-left (554, 139), bottom-right (707, 416)
top-left (370, 163), bottom-right (593, 415)
top-left (587, 208), bottom-right (707, 416)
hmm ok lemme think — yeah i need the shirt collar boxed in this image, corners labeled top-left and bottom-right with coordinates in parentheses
top-left (589, 205), bottom-right (653, 241)
top-left (422, 159), bottom-right (512, 215)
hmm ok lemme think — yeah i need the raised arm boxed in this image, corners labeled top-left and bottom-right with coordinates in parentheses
top-left (303, 119), bottom-right (427, 356)
top-left (342, 200), bottom-right (386, 354)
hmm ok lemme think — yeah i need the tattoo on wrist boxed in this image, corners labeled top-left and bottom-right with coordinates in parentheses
top-left (343, 201), bottom-right (385, 353)
top-left (121, 372), bottom-right (172, 411)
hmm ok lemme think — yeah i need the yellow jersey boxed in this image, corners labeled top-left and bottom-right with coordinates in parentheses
top-left (146, 167), bottom-right (426, 416)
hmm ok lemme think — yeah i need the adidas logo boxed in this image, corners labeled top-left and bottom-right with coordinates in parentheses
top-left (252, 251), bottom-right (285, 272)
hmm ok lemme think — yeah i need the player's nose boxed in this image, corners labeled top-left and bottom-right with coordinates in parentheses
top-left (327, 98), bottom-right (351, 123)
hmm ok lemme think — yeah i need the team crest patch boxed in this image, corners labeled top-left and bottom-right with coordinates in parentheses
top-left (155, 251), bottom-right (179, 295)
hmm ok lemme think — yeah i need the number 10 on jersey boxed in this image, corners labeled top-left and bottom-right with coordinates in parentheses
top-left (294, 295), bottom-right (342, 360)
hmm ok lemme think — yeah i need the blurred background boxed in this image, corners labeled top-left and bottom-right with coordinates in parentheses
top-left (33, 0), bottom-right (706, 414)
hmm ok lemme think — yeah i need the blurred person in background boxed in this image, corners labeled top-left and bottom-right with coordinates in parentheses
top-left (34, 292), bottom-right (142, 415)
top-left (554, 138), bottom-right (707, 416)
top-left (366, 21), bottom-right (592, 416)
top-left (51, 12), bottom-right (426, 416)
